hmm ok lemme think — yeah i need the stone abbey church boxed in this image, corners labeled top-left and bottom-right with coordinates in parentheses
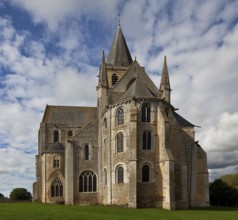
top-left (33, 23), bottom-right (209, 210)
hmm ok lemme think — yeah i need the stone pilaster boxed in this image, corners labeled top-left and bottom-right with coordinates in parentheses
top-left (128, 106), bottom-right (137, 208)
top-left (65, 139), bottom-right (74, 205)
top-left (41, 154), bottom-right (46, 203)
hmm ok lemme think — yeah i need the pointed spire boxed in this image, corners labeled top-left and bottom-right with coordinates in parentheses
top-left (117, 12), bottom-right (121, 27)
top-left (107, 24), bottom-right (132, 67)
top-left (159, 56), bottom-right (171, 103)
top-left (99, 50), bottom-right (108, 87)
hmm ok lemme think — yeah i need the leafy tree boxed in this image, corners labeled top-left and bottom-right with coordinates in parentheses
top-left (210, 179), bottom-right (238, 207)
top-left (221, 173), bottom-right (238, 189)
top-left (9, 188), bottom-right (32, 201)
top-left (0, 193), bottom-right (4, 199)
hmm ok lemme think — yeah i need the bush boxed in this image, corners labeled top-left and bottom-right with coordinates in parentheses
top-left (9, 188), bottom-right (32, 201)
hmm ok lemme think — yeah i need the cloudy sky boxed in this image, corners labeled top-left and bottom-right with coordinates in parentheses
top-left (0, 0), bottom-right (238, 197)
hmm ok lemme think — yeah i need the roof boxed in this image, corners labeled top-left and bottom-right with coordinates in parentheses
top-left (119, 77), bottom-right (155, 101)
top-left (174, 112), bottom-right (194, 127)
top-left (107, 25), bottom-right (132, 67)
top-left (98, 50), bottom-right (108, 87)
top-left (159, 56), bottom-right (171, 91)
top-left (46, 142), bottom-right (65, 153)
top-left (42, 105), bottom-right (97, 126)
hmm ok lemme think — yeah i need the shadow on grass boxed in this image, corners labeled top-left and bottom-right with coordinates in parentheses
top-left (190, 206), bottom-right (238, 212)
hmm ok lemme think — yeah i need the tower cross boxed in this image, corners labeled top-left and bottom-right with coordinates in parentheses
top-left (117, 12), bottom-right (121, 27)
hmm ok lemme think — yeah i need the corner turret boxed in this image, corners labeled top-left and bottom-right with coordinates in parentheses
top-left (98, 50), bottom-right (108, 87)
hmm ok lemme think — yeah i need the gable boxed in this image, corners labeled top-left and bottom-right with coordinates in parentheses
top-left (112, 60), bottom-right (161, 98)
top-left (118, 77), bottom-right (156, 102)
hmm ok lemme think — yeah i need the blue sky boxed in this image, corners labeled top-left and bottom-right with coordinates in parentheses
top-left (0, 0), bottom-right (238, 197)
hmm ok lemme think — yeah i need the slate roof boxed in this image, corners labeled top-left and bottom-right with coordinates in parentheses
top-left (107, 25), bottom-right (132, 67)
top-left (174, 112), bottom-right (194, 127)
top-left (42, 105), bottom-right (97, 127)
top-left (46, 142), bottom-right (65, 153)
top-left (119, 77), bottom-right (155, 102)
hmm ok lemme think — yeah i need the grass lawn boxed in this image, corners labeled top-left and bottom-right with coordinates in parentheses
top-left (0, 203), bottom-right (238, 220)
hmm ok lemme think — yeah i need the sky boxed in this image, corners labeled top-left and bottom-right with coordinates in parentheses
top-left (0, 0), bottom-right (238, 197)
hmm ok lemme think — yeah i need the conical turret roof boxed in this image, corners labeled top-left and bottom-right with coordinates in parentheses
top-left (159, 56), bottom-right (171, 91)
top-left (107, 24), bottom-right (132, 67)
top-left (98, 50), bottom-right (108, 87)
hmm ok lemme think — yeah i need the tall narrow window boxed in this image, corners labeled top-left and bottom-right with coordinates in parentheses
top-left (53, 130), bottom-right (59, 142)
top-left (116, 166), bottom-right (124, 183)
top-left (112, 73), bottom-right (118, 86)
top-left (84, 144), bottom-right (89, 160)
top-left (142, 104), bottom-right (151, 122)
top-left (79, 171), bottom-right (97, 192)
top-left (104, 168), bottom-right (107, 186)
top-left (142, 165), bottom-right (150, 182)
top-left (116, 133), bottom-right (124, 153)
top-left (103, 118), bottom-right (107, 129)
top-left (142, 131), bottom-right (151, 150)
top-left (116, 108), bottom-right (124, 125)
top-left (51, 177), bottom-right (63, 197)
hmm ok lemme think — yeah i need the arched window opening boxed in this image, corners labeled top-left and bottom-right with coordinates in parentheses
top-left (116, 108), bottom-right (124, 125)
top-left (141, 104), bottom-right (151, 122)
top-left (51, 177), bottom-right (63, 197)
top-left (67, 130), bottom-right (73, 137)
top-left (142, 165), bottom-right (150, 182)
top-left (103, 118), bottom-right (107, 129)
top-left (116, 166), bottom-right (124, 183)
top-left (53, 130), bottom-right (59, 142)
top-left (116, 133), bottom-right (124, 153)
top-left (84, 144), bottom-right (89, 160)
top-left (126, 78), bottom-right (136, 90)
top-left (104, 168), bottom-right (107, 186)
top-left (79, 170), bottom-right (97, 192)
top-left (112, 73), bottom-right (118, 86)
top-left (142, 131), bottom-right (151, 150)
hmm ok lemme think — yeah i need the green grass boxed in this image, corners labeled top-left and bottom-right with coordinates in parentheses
top-left (0, 203), bottom-right (238, 220)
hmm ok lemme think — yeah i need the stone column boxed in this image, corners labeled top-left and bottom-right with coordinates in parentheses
top-left (65, 139), bottom-right (74, 205)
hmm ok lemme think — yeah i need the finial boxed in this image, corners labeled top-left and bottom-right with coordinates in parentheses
top-left (164, 55), bottom-right (166, 61)
top-left (117, 12), bottom-right (121, 27)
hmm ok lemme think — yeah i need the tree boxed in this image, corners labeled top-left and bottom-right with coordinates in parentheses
top-left (221, 173), bottom-right (238, 189)
top-left (9, 188), bottom-right (32, 201)
top-left (0, 193), bottom-right (5, 202)
top-left (0, 193), bottom-right (4, 199)
top-left (210, 179), bottom-right (238, 207)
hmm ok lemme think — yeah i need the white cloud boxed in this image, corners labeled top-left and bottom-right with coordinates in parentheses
top-left (0, 148), bottom-right (35, 197)
top-left (9, 0), bottom-right (121, 30)
top-left (202, 112), bottom-right (238, 152)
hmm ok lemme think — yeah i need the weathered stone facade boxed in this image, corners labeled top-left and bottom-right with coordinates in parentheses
top-left (33, 24), bottom-right (209, 209)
